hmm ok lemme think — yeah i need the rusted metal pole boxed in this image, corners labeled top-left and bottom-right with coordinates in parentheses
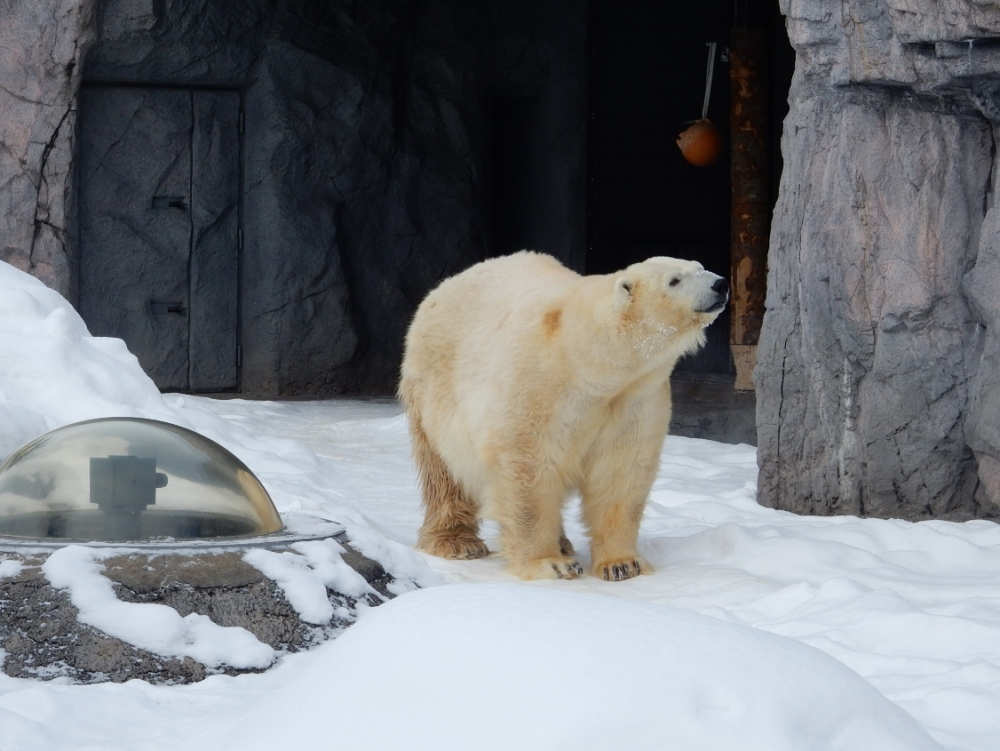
top-left (730, 27), bottom-right (769, 390)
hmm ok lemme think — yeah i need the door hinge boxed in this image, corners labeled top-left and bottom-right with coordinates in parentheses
top-left (237, 346), bottom-right (242, 367)
top-left (238, 111), bottom-right (245, 134)
top-left (238, 228), bottom-right (243, 251)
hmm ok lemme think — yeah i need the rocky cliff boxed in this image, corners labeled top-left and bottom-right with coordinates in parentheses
top-left (0, 0), bottom-right (97, 294)
top-left (758, 0), bottom-right (1000, 519)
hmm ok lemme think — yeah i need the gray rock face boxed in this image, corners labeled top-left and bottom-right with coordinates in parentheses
top-left (759, 0), bottom-right (1000, 519)
top-left (0, 0), bottom-right (98, 295)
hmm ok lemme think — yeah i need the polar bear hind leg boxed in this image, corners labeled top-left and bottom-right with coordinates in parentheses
top-left (558, 529), bottom-right (575, 556)
top-left (407, 409), bottom-right (489, 560)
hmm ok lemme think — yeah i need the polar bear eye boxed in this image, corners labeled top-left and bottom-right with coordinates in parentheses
top-left (669, 277), bottom-right (681, 287)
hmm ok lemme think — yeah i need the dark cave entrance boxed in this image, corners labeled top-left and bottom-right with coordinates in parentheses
top-left (489, 95), bottom-right (545, 259)
top-left (583, 0), bottom-right (794, 377)
top-left (70, 0), bottom-right (792, 397)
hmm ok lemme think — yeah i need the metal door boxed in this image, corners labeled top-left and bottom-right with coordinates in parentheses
top-left (78, 86), bottom-right (240, 392)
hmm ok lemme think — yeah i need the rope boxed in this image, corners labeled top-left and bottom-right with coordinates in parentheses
top-left (702, 42), bottom-right (717, 121)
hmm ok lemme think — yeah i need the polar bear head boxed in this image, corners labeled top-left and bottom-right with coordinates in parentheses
top-left (610, 256), bottom-right (729, 364)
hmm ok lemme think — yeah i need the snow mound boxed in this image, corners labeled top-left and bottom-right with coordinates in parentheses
top-left (223, 584), bottom-right (942, 751)
top-left (0, 262), bottom-right (281, 464)
top-left (0, 263), bottom-right (171, 459)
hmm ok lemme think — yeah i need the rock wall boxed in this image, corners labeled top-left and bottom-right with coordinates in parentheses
top-left (1, 0), bottom-right (586, 395)
top-left (0, 0), bottom-right (97, 294)
top-left (758, 0), bottom-right (1000, 519)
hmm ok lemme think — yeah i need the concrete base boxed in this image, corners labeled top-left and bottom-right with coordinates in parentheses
top-left (669, 376), bottom-right (757, 446)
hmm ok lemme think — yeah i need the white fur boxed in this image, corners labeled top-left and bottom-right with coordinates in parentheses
top-left (399, 251), bottom-right (726, 580)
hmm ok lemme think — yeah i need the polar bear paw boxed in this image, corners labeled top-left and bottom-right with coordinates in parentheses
top-left (594, 556), bottom-right (649, 582)
top-left (419, 534), bottom-right (490, 560)
top-left (550, 558), bottom-right (584, 579)
top-left (513, 557), bottom-right (584, 580)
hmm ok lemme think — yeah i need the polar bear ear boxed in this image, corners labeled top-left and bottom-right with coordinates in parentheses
top-left (613, 276), bottom-right (634, 309)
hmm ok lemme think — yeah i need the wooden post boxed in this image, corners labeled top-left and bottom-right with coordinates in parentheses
top-left (730, 28), bottom-right (769, 391)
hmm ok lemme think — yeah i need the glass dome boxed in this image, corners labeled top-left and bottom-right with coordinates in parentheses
top-left (0, 418), bottom-right (283, 543)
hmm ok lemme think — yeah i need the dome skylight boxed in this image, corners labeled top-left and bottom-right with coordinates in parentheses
top-left (0, 418), bottom-right (283, 542)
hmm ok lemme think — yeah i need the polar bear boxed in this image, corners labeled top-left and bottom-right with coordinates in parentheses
top-left (399, 251), bottom-right (728, 581)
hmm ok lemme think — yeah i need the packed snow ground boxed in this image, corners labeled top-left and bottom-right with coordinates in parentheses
top-left (1, 260), bottom-right (1000, 750)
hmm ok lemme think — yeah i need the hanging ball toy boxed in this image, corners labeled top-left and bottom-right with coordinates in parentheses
top-left (678, 41), bottom-right (723, 167)
top-left (677, 119), bottom-right (723, 167)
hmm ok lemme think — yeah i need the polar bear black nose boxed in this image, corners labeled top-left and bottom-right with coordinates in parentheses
top-left (712, 278), bottom-right (729, 295)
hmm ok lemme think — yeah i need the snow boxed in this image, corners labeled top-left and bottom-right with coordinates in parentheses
top-left (243, 539), bottom-right (379, 624)
top-left (0, 559), bottom-right (22, 580)
top-left (220, 583), bottom-right (943, 751)
top-left (1, 259), bottom-right (1000, 750)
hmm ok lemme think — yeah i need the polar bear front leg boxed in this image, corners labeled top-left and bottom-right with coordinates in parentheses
top-left (582, 493), bottom-right (651, 582)
top-left (580, 396), bottom-right (668, 581)
top-left (490, 471), bottom-right (582, 580)
top-left (503, 510), bottom-right (584, 580)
